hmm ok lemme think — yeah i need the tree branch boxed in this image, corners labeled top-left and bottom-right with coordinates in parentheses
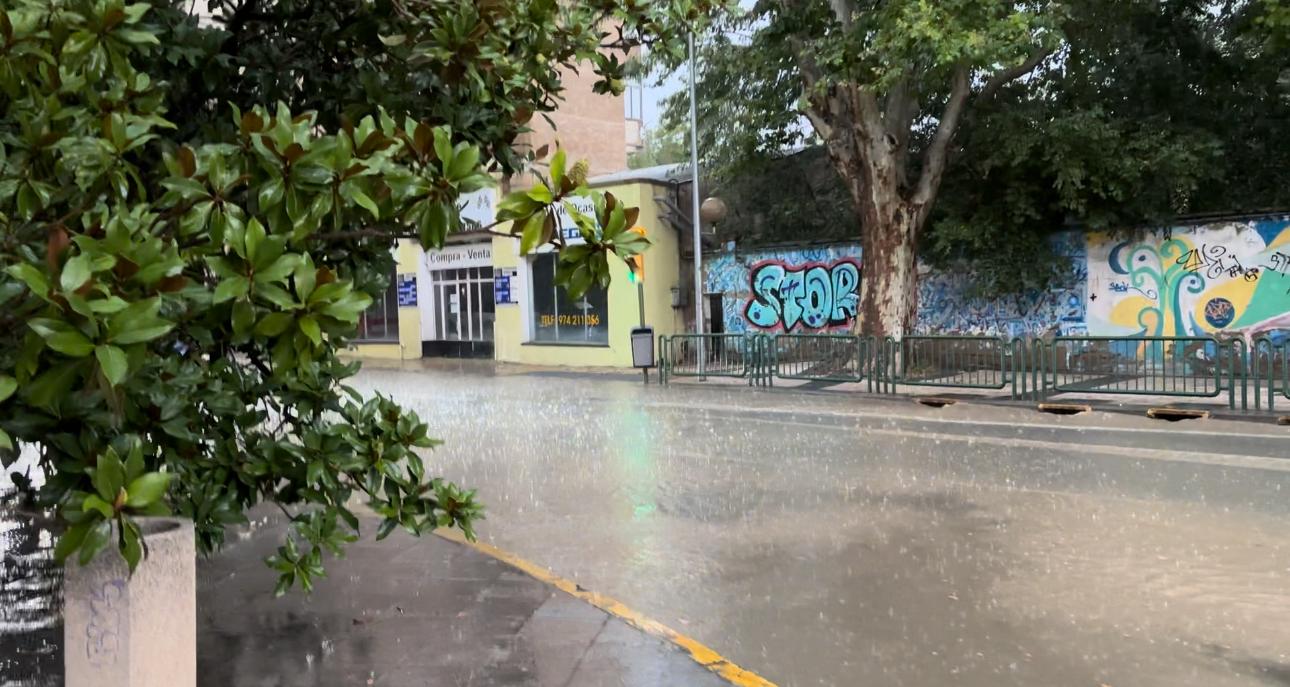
top-left (979, 46), bottom-right (1054, 101)
top-left (913, 65), bottom-right (971, 212)
top-left (829, 0), bottom-right (856, 29)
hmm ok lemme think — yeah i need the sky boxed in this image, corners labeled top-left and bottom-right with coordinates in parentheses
top-left (633, 0), bottom-right (757, 131)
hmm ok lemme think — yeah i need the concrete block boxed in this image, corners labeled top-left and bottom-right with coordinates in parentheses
top-left (63, 518), bottom-right (195, 687)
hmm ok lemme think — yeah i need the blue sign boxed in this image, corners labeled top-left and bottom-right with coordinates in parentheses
top-left (396, 274), bottom-right (417, 307)
top-left (494, 273), bottom-right (512, 305)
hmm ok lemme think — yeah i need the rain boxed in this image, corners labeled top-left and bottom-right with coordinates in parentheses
top-left (342, 363), bottom-right (1289, 687)
top-left (4, 362), bottom-right (1290, 686)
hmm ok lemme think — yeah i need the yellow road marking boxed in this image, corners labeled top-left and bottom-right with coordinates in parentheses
top-left (435, 529), bottom-right (778, 687)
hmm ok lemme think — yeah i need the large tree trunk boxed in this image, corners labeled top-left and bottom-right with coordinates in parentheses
top-left (856, 197), bottom-right (920, 339)
top-left (829, 143), bottom-right (924, 340)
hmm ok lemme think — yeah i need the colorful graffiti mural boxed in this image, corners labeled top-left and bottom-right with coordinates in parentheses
top-left (705, 244), bottom-right (863, 334)
top-left (1086, 218), bottom-right (1290, 342)
top-left (702, 215), bottom-right (1290, 340)
top-left (744, 259), bottom-right (861, 331)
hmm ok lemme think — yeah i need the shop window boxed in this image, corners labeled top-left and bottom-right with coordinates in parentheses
top-left (530, 254), bottom-right (609, 345)
top-left (355, 272), bottom-right (400, 342)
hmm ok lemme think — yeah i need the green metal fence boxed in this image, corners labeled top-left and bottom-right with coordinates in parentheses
top-left (659, 333), bottom-right (770, 386)
top-left (894, 335), bottom-right (1012, 390)
top-left (1029, 336), bottom-right (1248, 409)
top-left (1252, 337), bottom-right (1289, 411)
top-left (657, 331), bottom-right (1283, 413)
top-left (770, 334), bottom-right (871, 384)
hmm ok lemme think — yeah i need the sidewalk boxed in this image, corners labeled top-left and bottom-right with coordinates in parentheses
top-left (669, 374), bottom-right (1289, 422)
top-left (198, 514), bottom-right (740, 687)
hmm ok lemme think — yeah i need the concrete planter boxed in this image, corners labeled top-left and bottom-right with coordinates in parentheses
top-left (62, 518), bottom-right (195, 687)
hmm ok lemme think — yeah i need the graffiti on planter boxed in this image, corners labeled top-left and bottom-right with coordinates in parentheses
top-left (744, 259), bottom-right (861, 332)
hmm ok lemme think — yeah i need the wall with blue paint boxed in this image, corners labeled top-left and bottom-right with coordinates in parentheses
top-left (706, 244), bottom-right (862, 334)
top-left (703, 215), bottom-right (1290, 339)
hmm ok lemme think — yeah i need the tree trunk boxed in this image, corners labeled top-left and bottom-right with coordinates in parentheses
top-left (856, 198), bottom-right (920, 339)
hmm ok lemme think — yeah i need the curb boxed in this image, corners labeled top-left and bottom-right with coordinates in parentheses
top-left (435, 529), bottom-right (778, 687)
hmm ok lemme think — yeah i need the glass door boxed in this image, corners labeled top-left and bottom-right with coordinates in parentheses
top-left (430, 267), bottom-right (494, 342)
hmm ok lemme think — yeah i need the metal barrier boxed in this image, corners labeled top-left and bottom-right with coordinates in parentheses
top-left (1010, 338), bottom-right (1046, 401)
top-left (894, 336), bottom-right (1011, 390)
top-left (771, 334), bottom-right (870, 384)
top-left (1252, 337), bottom-right (1289, 411)
top-left (1034, 336), bottom-right (1245, 409)
top-left (656, 332), bottom-right (1285, 413)
top-left (659, 333), bottom-right (769, 386)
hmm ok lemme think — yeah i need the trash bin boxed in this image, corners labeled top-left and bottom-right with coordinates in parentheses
top-left (631, 327), bottom-right (655, 369)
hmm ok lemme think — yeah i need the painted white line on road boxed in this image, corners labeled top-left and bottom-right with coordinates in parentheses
top-left (648, 400), bottom-right (1290, 442)
top-left (727, 416), bottom-right (1290, 474)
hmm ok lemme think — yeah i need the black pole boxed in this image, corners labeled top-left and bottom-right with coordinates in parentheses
top-left (638, 281), bottom-right (648, 384)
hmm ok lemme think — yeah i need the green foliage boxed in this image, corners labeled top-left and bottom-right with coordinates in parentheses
top-left (928, 0), bottom-right (1290, 292)
top-left (628, 125), bottom-right (689, 169)
top-left (707, 147), bottom-right (853, 246)
top-left (0, 0), bottom-right (686, 591)
top-left (660, 0), bottom-right (1290, 297)
top-left (142, 0), bottom-right (723, 177)
top-left (497, 150), bottom-right (650, 299)
top-left (1262, 0), bottom-right (1290, 49)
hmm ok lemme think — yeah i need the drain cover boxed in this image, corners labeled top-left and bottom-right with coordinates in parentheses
top-left (1146, 407), bottom-right (1210, 422)
top-left (1037, 403), bottom-right (1091, 415)
top-left (916, 397), bottom-right (957, 408)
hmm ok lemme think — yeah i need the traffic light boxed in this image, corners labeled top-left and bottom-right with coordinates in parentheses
top-left (625, 225), bottom-right (646, 283)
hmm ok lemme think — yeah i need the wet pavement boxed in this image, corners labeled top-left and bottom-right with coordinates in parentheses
top-left (350, 362), bottom-right (1290, 687)
top-left (5, 361), bottom-right (1290, 686)
top-left (198, 512), bottom-right (730, 687)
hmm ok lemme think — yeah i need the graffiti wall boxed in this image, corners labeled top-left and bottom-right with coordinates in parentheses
top-left (1086, 217), bottom-right (1290, 341)
top-left (705, 245), bottom-right (862, 333)
top-left (703, 215), bottom-right (1290, 339)
top-left (916, 231), bottom-right (1088, 337)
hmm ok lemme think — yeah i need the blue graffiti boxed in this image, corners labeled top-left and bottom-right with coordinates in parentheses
top-left (744, 260), bottom-right (861, 331)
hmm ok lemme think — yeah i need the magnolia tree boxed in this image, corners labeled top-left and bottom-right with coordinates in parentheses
top-left (0, 0), bottom-right (691, 593)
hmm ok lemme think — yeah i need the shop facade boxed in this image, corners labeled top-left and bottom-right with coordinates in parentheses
top-left (490, 180), bottom-right (683, 367)
top-left (350, 179), bottom-right (684, 367)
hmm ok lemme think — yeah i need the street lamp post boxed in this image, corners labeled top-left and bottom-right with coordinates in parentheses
top-left (687, 31), bottom-right (705, 377)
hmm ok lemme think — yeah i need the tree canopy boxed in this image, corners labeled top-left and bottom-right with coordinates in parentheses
top-left (0, 0), bottom-right (705, 591)
top-left (658, 0), bottom-right (1290, 305)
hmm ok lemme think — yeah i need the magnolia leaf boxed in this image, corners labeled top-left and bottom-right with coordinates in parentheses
top-left (298, 316), bottom-right (322, 346)
top-left (78, 519), bottom-right (113, 566)
top-left (432, 127), bottom-right (453, 169)
top-left (447, 144), bottom-right (480, 181)
top-left (519, 213), bottom-right (545, 255)
top-left (213, 275), bottom-right (250, 303)
top-left (47, 329), bottom-right (95, 357)
top-left (54, 522), bottom-right (92, 563)
top-left (121, 519), bottom-right (143, 572)
top-left (93, 450), bottom-right (127, 503)
top-left (60, 253), bottom-right (94, 292)
top-left (549, 149), bottom-right (567, 191)
top-left (95, 345), bottom-right (129, 386)
top-left (125, 472), bottom-right (172, 508)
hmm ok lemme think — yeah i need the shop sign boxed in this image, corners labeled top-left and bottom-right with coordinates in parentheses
top-left (425, 242), bottom-right (492, 269)
top-left (396, 274), bottom-right (417, 306)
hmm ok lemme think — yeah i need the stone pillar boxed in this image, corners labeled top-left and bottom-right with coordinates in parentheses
top-left (63, 518), bottom-right (195, 687)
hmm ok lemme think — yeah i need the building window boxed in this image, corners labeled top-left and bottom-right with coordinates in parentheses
top-left (355, 273), bottom-right (400, 342)
top-left (530, 253), bottom-right (609, 345)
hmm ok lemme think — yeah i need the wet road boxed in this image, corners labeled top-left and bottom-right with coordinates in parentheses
top-left (354, 363), bottom-right (1290, 687)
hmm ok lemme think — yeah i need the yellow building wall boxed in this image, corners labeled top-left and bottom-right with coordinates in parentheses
top-left (493, 181), bottom-right (682, 368)
top-left (348, 239), bottom-right (424, 360)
